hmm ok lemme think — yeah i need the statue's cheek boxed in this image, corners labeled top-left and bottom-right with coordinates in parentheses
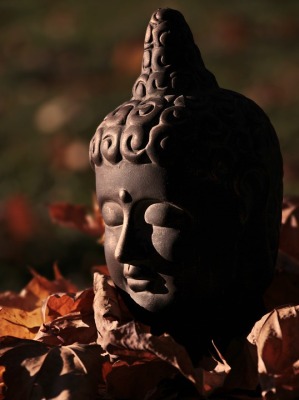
top-left (151, 227), bottom-right (183, 262)
top-left (103, 228), bottom-right (121, 262)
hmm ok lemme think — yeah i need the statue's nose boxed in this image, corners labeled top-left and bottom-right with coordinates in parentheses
top-left (114, 221), bottom-right (145, 264)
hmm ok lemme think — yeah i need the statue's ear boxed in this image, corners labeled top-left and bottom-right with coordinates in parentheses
top-left (235, 167), bottom-right (268, 225)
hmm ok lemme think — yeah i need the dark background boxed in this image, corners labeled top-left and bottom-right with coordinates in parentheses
top-left (0, 1), bottom-right (298, 291)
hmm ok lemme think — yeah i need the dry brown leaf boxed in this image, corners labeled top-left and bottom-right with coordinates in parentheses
top-left (93, 271), bottom-right (231, 397)
top-left (23, 265), bottom-right (78, 303)
top-left (0, 307), bottom-right (42, 339)
top-left (34, 288), bottom-right (96, 346)
top-left (0, 265), bottom-right (78, 312)
top-left (0, 336), bottom-right (105, 400)
top-left (0, 291), bottom-right (33, 311)
top-left (247, 305), bottom-right (299, 399)
top-left (47, 196), bottom-right (105, 240)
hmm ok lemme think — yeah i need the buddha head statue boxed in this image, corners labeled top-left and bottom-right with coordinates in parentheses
top-left (89, 8), bottom-right (283, 354)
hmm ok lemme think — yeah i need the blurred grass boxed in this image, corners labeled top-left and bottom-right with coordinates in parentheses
top-left (0, 1), bottom-right (298, 290)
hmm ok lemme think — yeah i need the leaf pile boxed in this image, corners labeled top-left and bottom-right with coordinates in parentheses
top-left (0, 337), bottom-right (104, 400)
top-left (0, 265), bottom-right (77, 340)
top-left (0, 197), bottom-right (299, 398)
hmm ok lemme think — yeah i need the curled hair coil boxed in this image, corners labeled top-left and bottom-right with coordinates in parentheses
top-left (100, 126), bottom-right (122, 164)
top-left (121, 125), bottom-right (149, 163)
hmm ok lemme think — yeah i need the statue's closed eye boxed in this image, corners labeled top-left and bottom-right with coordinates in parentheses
top-left (144, 203), bottom-right (189, 262)
top-left (144, 203), bottom-right (188, 228)
top-left (102, 202), bottom-right (123, 227)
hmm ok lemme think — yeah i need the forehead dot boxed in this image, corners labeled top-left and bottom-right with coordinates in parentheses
top-left (119, 189), bottom-right (132, 203)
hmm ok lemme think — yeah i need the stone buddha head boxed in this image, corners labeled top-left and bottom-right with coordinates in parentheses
top-left (89, 8), bottom-right (283, 354)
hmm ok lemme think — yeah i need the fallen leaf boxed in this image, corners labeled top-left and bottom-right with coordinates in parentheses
top-left (93, 271), bottom-right (231, 397)
top-left (47, 196), bottom-right (104, 240)
top-left (0, 265), bottom-right (78, 311)
top-left (42, 286), bottom-right (94, 321)
top-left (0, 307), bottom-right (42, 339)
top-left (34, 288), bottom-right (96, 346)
top-left (247, 305), bottom-right (299, 399)
top-left (0, 336), bottom-right (49, 399)
top-left (0, 336), bottom-right (105, 400)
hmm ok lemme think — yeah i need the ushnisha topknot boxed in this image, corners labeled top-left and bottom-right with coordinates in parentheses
top-left (89, 7), bottom-right (220, 169)
top-left (132, 7), bottom-right (219, 100)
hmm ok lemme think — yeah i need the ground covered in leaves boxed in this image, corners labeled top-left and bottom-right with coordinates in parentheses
top-left (0, 198), bottom-right (299, 399)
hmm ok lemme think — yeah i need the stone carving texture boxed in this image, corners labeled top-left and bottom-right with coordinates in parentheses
top-left (90, 8), bottom-right (283, 350)
top-left (90, 9), bottom-right (282, 291)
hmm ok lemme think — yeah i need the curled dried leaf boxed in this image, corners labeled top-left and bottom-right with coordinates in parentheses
top-left (248, 305), bottom-right (299, 399)
top-left (93, 271), bottom-right (231, 397)
top-left (35, 288), bottom-right (97, 346)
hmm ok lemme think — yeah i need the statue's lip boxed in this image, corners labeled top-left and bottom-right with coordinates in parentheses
top-left (124, 264), bottom-right (155, 291)
top-left (126, 278), bottom-right (152, 292)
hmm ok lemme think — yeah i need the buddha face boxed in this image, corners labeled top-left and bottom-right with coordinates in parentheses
top-left (95, 160), bottom-right (195, 312)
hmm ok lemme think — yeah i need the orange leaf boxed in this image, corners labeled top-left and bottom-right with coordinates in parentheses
top-left (42, 287), bottom-right (94, 321)
top-left (47, 196), bottom-right (105, 240)
top-left (0, 265), bottom-right (78, 311)
top-left (0, 307), bottom-right (42, 339)
top-left (34, 288), bottom-right (96, 346)
top-left (48, 202), bottom-right (87, 226)
top-left (25, 266), bottom-right (78, 301)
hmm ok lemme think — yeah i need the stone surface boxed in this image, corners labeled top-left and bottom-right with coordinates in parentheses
top-left (90, 8), bottom-right (283, 363)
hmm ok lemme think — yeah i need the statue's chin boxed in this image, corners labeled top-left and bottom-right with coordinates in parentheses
top-left (124, 278), bottom-right (177, 313)
top-left (129, 294), bottom-right (175, 313)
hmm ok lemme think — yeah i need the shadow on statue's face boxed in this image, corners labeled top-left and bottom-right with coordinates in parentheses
top-left (96, 160), bottom-right (195, 312)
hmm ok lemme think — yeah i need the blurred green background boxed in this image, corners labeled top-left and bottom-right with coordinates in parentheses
top-left (0, 0), bottom-right (298, 291)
